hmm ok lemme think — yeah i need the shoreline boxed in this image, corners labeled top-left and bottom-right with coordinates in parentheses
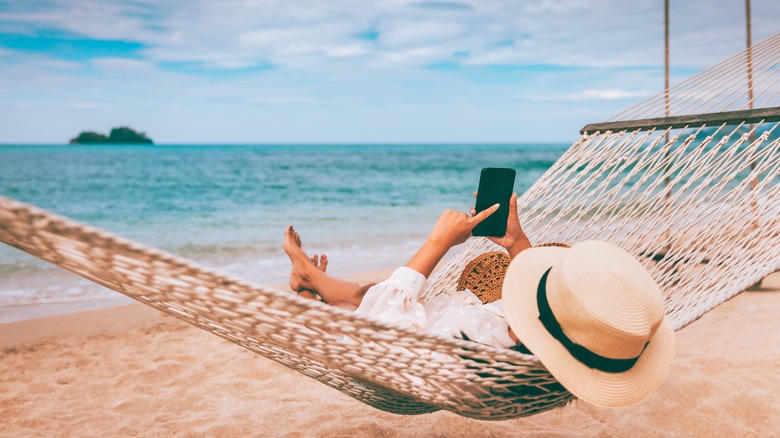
top-left (0, 296), bottom-right (134, 325)
top-left (0, 270), bottom-right (778, 435)
top-left (0, 251), bottom-right (413, 324)
top-left (0, 265), bottom-right (398, 350)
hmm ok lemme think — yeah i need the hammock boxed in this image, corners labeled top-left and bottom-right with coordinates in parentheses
top-left (2, 33), bottom-right (780, 421)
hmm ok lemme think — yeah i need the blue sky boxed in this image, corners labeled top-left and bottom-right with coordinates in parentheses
top-left (0, 0), bottom-right (777, 143)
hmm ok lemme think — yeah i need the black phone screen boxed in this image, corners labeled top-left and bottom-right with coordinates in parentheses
top-left (472, 167), bottom-right (516, 237)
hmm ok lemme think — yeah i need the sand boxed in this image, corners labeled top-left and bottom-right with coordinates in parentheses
top-left (1, 272), bottom-right (779, 437)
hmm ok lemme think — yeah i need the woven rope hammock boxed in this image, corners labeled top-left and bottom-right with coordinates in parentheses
top-left (2, 33), bottom-right (780, 421)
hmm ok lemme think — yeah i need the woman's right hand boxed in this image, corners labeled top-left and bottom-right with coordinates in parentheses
top-left (428, 204), bottom-right (500, 249)
top-left (406, 204), bottom-right (500, 278)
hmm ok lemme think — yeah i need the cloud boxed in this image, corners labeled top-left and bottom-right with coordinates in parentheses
top-left (407, 2), bottom-right (474, 12)
top-left (90, 56), bottom-right (163, 74)
top-left (529, 89), bottom-right (656, 102)
top-left (378, 20), bottom-right (468, 48)
top-left (325, 44), bottom-right (368, 58)
top-left (62, 101), bottom-right (113, 110)
top-left (246, 96), bottom-right (325, 105)
top-left (380, 46), bottom-right (444, 64)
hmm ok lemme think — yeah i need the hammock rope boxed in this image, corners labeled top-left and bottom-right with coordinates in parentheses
top-left (1, 33), bottom-right (779, 420)
top-left (608, 32), bottom-right (780, 121)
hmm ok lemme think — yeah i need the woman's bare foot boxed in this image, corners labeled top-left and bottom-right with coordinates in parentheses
top-left (294, 255), bottom-right (329, 301)
top-left (291, 255), bottom-right (329, 301)
top-left (310, 254), bottom-right (328, 272)
top-left (284, 225), bottom-right (316, 292)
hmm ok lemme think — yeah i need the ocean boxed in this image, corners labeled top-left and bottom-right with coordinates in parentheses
top-left (0, 143), bottom-right (567, 320)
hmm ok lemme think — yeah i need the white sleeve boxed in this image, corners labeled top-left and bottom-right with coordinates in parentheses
top-left (354, 267), bottom-right (428, 330)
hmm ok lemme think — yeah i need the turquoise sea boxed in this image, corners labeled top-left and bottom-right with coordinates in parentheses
top-left (0, 144), bottom-right (567, 316)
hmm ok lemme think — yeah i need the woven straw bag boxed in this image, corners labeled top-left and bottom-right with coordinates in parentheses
top-left (457, 243), bottom-right (571, 304)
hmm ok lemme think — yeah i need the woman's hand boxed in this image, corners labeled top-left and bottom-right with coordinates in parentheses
top-left (471, 192), bottom-right (531, 258)
top-left (428, 204), bottom-right (500, 250)
top-left (405, 204), bottom-right (499, 278)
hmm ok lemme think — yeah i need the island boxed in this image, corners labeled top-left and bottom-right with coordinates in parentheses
top-left (69, 127), bottom-right (154, 144)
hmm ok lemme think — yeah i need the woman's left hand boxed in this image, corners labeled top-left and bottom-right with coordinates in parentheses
top-left (471, 192), bottom-right (530, 255)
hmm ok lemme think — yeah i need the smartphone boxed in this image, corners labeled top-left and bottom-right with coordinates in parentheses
top-left (472, 167), bottom-right (516, 237)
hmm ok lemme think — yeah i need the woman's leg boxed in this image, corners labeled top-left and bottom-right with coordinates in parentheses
top-left (284, 226), bottom-right (373, 306)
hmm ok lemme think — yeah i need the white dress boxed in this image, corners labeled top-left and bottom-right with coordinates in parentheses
top-left (354, 266), bottom-right (516, 349)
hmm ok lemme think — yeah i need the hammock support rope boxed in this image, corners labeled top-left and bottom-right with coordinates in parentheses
top-left (1, 33), bottom-right (779, 420)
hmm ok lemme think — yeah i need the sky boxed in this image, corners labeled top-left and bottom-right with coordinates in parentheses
top-left (0, 0), bottom-right (778, 144)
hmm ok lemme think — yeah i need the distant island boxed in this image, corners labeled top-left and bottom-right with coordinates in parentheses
top-left (69, 127), bottom-right (153, 144)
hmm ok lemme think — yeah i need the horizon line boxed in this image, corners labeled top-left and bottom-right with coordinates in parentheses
top-left (0, 141), bottom-right (574, 146)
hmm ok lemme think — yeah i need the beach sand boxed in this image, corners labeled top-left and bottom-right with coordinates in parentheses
top-left (1, 270), bottom-right (778, 437)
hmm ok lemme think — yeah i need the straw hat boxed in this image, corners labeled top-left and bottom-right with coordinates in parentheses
top-left (502, 240), bottom-right (674, 408)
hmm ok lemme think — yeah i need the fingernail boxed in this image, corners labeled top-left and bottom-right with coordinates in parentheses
top-left (494, 203), bottom-right (500, 208)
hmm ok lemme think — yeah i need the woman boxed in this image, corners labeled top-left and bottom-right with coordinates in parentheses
top-left (284, 193), bottom-right (675, 407)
